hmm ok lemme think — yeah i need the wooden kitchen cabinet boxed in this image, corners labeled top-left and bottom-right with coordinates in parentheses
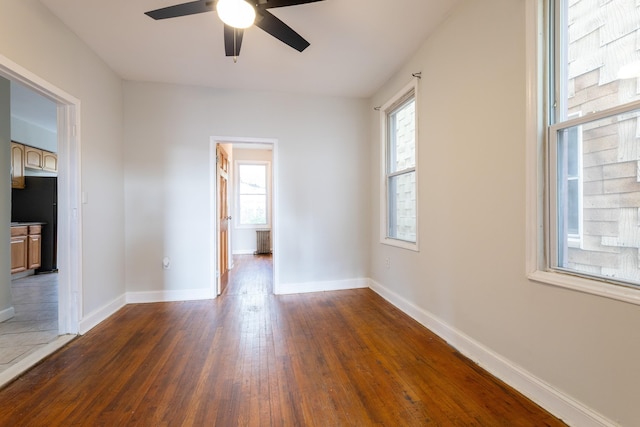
top-left (11, 142), bottom-right (25, 189)
top-left (27, 225), bottom-right (42, 270)
top-left (10, 224), bottom-right (42, 274)
top-left (42, 151), bottom-right (58, 172)
top-left (10, 226), bottom-right (28, 274)
top-left (24, 145), bottom-right (43, 169)
top-left (13, 142), bottom-right (58, 175)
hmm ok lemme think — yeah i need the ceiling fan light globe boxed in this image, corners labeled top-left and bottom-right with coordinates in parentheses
top-left (216, 0), bottom-right (256, 29)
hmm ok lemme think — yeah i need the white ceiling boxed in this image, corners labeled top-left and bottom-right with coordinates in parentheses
top-left (38, 0), bottom-right (460, 98)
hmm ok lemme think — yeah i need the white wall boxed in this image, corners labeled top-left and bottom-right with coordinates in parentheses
top-left (0, 77), bottom-right (12, 319)
top-left (11, 116), bottom-right (57, 153)
top-left (0, 0), bottom-right (125, 319)
top-left (123, 82), bottom-right (369, 293)
top-left (369, 0), bottom-right (640, 425)
top-left (231, 148), bottom-right (273, 255)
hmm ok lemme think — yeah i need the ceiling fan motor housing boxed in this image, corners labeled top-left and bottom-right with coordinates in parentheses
top-left (145, 0), bottom-right (323, 58)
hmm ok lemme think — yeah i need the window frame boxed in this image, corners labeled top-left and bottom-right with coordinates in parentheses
top-left (379, 80), bottom-right (419, 251)
top-left (234, 160), bottom-right (271, 229)
top-left (526, 0), bottom-right (640, 305)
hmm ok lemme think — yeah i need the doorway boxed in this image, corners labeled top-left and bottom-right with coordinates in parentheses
top-left (2, 81), bottom-right (59, 375)
top-left (211, 137), bottom-right (277, 296)
top-left (0, 55), bottom-right (81, 383)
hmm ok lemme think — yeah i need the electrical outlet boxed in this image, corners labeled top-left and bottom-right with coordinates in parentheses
top-left (385, 257), bottom-right (390, 269)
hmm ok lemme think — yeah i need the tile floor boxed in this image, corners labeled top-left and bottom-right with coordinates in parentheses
top-left (0, 273), bottom-right (59, 374)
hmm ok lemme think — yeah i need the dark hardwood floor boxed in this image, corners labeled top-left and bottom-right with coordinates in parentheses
top-left (0, 255), bottom-right (564, 426)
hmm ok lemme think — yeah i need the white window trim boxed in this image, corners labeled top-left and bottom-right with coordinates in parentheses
top-left (379, 79), bottom-right (419, 251)
top-left (525, 0), bottom-right (640, 306)
top-left (234, 160), bottom-right (271, 229)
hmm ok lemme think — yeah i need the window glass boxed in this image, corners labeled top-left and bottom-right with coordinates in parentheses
top-left (553, 109), bottom-right (640, 285)
top-left (389, 99), bottom-right (416, 173)
top-left (549, 0), bottom-right (640, 287)
top-left (238, 163), bottom-right (268, 226)
top-left (388, 172), bottom-right (417, 242)
top-left (560, 1), bottom-right (640, 120)
top-left (383, 86), bottom-right (417, 247)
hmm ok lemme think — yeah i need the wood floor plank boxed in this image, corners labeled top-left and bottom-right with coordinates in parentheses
top-left (0, 255), bottom-right (565, 426)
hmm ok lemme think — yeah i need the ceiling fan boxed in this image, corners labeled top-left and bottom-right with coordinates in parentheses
top-left (145, 0), bottom-right (324, 59)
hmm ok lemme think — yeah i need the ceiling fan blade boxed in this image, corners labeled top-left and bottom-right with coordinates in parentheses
top-left (145, 0), bottom-right (214, 20)
top-left (257, 0), bottom-right (324, 9)
top-left (224, 25), bottom-right (244, 57)
top-left (254, 9), bottom-right (310, 52)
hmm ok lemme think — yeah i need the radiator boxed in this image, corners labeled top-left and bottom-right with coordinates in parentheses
top-left (255, 230), bottom-right (272, 255)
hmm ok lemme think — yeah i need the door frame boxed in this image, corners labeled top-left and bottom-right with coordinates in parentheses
top-left (209, 136), bottom-right (278, 296)
top-left (0, 54), bottom-right (82, 334)
top-left (216, 143), bottom-right (230, 295)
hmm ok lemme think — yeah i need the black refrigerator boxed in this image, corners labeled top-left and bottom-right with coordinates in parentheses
top-left (11, 176), bottom-right (58, 273)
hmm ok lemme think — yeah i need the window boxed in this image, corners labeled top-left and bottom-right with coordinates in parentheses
top-left (236, 162), bottom-right (270, 227)
top-left (380, 81), bottom-right (418, 250)
top-left (528, 0), bottom-right (640, 301)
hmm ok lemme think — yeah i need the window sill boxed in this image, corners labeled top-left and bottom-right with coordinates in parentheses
top-left (380, 238), bottom-right (419, 252)
top-left (528, 269), bottom-right (640, 306)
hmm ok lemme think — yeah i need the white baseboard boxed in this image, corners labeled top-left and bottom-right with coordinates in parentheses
top-left (0, 306), bottom-right (15, 323)
top-left (368, 279), bottom-right (615, 427)
top-left (74, 276), bottom-right (612, 426)
top-left (126, 287), bottom-right (215, 304)
top-left (78, 288), bottom-right (216, 334)
top-left (79, 294), bottom-right (126, 335)
top-left (232, 249), bottom-right (255, 255)
top-left (232, 250), bottom-right (274, 255)
top-left (277, 277), bottom-right (368, 295)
